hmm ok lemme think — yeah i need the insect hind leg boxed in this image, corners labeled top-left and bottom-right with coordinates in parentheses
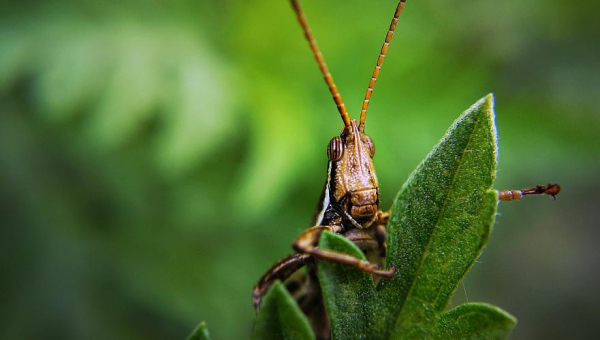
top-left (253, 253), bottom-right (313, 310)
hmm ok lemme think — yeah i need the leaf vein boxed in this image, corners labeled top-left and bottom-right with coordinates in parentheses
top-left (396, 111), bottom-right (485, 320)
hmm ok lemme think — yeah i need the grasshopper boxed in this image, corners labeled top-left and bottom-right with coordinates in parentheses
top-left (253, 0), bottom-right (560, 338)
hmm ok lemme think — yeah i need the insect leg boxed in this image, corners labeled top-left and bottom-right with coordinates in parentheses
top-left (499, 183), bottom-right (561, 202)
top-left (374, 223), bottom-right (388, 259)
top-left (293, 226), bottom-right (396, 278)
top-left (252, 253), bottom-right (313, 311)
top-left (376, 209), bottom-right (390, 225)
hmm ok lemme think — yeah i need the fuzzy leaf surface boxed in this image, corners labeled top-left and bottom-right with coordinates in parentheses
top-left (378, 94), bottom-right (514, 339)
top-left (317, 231), bottom-right (378, 339)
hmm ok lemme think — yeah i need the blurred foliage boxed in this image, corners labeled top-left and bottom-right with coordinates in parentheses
top-left (0, 0), bottom-right (598, 339)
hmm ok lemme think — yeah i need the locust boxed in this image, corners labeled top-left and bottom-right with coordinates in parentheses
top-left (252, 0), bottom-right (561, 338)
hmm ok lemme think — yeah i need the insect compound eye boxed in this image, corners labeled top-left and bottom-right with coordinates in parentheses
top-left (327, 136), bottom-right (343, 161)
top-left (364, 135), bottom-right (376, 157)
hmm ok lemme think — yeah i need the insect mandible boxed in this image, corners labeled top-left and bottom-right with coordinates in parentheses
top-left (252, 0), bottom-right (560, 337)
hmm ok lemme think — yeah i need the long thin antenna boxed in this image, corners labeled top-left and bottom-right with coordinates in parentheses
top-left (359, 0), bottom-right (407, 130)
top-left (290, 0), bottom-right (351, 127)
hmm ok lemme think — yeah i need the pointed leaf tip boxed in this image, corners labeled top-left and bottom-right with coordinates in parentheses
top-left (252, 281), bottom-right (314, 340)
top-left (187, 321), bottom-right (210, 340)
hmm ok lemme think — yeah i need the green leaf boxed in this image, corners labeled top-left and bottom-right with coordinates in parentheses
top-left (252, 281), bottom-right (315, 340)
top-left (378, 94), bottom-right (513, 339)
top-left (437, 303), bottom-right (516, 339)
top-left (317, 231), bottom-right (378, 340)
top-left (187, 321), bottom-right (210, 340)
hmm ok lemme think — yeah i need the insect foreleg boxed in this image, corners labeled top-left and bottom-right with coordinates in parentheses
top-left (252, 253), bottom-right (313, 310)
top-left (293, 226), bottom-right (395, 278)
top-left (376, 209), bottom-right (390, 225)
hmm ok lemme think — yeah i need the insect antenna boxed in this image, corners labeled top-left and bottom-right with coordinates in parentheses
top-left (359, 0), bottom-right (407, 131)
top-left (290, 0), bottom-right (351, 127)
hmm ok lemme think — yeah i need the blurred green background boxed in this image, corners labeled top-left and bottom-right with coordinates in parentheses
top-left (1, 0), bottom-right (598, 339)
